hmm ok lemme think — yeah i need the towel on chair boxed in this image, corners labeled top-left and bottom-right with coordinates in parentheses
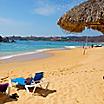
top-left (0, 83), bottom-right (9, 93)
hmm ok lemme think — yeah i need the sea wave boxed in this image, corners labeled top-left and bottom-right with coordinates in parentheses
top-left (64, 46), bottom-right (77, 49)
top-left (0, 48), bottom-right (54, 60)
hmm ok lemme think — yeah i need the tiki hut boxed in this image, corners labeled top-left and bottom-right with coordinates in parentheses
top-left (57, 0), bottom-right (104, 34)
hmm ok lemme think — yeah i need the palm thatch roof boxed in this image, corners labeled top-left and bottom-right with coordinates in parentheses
top-left (57, 0), bottom-right (104, 33)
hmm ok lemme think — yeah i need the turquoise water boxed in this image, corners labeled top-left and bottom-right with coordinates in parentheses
top-left (0, 40), bottom-right (95, 57)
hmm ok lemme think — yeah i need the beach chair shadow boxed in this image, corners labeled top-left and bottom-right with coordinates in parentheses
top-left (15, 85), bottom-right (56, 97)
top-left (16, 85), bottom-right (25, 91)
top-left (0, 93), bottom-right (18, 104)
top-left (33, 87), bottom-right (56, 97)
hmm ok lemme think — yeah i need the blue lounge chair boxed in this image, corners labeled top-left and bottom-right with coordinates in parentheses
top-left (11, 72), bottom-right (49, 93)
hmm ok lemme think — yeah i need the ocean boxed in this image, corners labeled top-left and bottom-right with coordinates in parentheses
top-left (0, 40), bottom-right (96, 60)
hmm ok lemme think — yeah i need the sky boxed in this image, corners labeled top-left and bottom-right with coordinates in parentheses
top-left (0, 0), bottom-right (103, 37)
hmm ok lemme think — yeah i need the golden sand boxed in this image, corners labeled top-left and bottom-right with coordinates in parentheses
top-left (0, 47), bottom-right (104, 104)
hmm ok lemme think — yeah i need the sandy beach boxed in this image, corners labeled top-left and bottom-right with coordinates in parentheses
top-left (0, 47), bottom-right (104, 104)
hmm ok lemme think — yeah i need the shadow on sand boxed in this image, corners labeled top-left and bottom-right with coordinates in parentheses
top-left (33, 87), bottom-right (56, 97)
top-left (16, 85), bottom-right (56, 97)
top-left (0, 93), bottom-right (18, 104)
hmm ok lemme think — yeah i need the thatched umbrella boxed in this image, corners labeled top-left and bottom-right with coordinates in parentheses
top-left (57, 0), bottom-right (104, 54)
top-left (57, 0), bottom-right (104, 34)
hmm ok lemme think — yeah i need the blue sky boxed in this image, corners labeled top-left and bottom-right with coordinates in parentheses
top-left (0, 0), bottom-right (103, 36)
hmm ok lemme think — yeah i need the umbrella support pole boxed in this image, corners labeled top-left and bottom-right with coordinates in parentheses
top-left (83, 48), bottom-right (87, 55)
top-left (83, 36), bottom-right (88, 55)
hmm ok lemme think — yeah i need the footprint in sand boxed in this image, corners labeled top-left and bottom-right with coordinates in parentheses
top-left (90, 70), bottom-right (94, 72)
top-left (93, 68), bottom-right (95, 70)
top-left (100, 69), bottom-right (103, 71)
top-left (81, 71), bottom-right (84, 73)
top-left (66, 68), bottom-right (69, 71)
top-left (84, 70), bottom-right (87, 73)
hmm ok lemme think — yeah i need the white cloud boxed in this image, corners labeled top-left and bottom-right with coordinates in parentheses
top-left (33, 0), bottom-right (58, 16)
top-left (0, 17), bottom-right (15, 25)
top-left (33, 0), bottom-right (87, 16)
top-left (0, 17), bottom-right (33, 36)
top-left (33, 0), bottom-right (72, 16)
top-left (0, 17), bottom-right (28, 26)
top-left (34, 5), bottom-right (55, 16)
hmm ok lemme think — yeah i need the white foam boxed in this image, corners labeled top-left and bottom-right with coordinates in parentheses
top-left (0, 56), bottom-right (13, 60)
top-left (64, 46), bottom-right (76, 49)
top-left (0, 48), bottom-right (53, 60)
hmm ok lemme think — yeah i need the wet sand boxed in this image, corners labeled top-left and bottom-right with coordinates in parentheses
top-left (0, 52), bottom-right (53, 63)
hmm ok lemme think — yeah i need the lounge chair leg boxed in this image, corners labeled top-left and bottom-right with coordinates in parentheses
top-left (45, 82), bottom-right (49, 90)
top-left (32, 86), bottom-right (37, 93)
top-left (25, 86), bottom-right (30, 93)
top-left (39, 84), bottom-right (42, 88)
top-left (6, 86), bottom-right (11, 95)
top-left (6, 79), bottom-right (12, 95)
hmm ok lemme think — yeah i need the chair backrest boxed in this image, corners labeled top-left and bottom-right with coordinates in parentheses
top-left (33, 72), bottom-right (44, 81)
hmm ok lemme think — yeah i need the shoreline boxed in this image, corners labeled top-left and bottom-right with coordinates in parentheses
top-left (0, 47), bottom-right (75, 61)
top-left (0, 48), bottom-right (56, 61)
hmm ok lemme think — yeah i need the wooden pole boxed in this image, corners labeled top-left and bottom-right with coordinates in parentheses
top-left (83, 36), bottom-right (88, 55)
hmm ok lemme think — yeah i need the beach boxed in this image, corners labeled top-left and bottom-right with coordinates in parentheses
top-left (0, 47), bottom-right (104, 104)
